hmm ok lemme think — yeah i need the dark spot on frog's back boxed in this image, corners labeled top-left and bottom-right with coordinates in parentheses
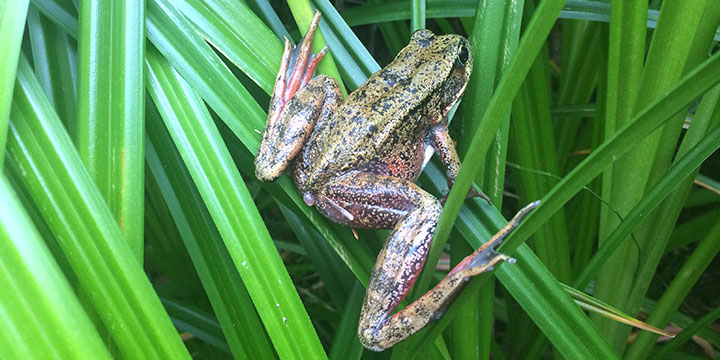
top-left (368, 124), bottom-right (378, 134)
top-left (349, 115), bottom-right (364, 125)
top-left (416, 37), bottom-right (433, 47)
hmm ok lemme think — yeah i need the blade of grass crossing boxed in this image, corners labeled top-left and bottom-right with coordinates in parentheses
top-left (8, 54), bottom-right (190, 360)
top-left (145, 0), bottom-right (373, 282)
top-left (416, 0), bottom-right (569, 333)
top-left (452, 0), bottom-right (523, 357)
top-left (76, 0), bottom-right (145, 259)
top-left (645, 3), bottom-right (720, 189)
top-left (573, 124), bottom-right (720, 290)
top-left (509, 42), bottom-right (571, 282)
top-left (145, 104), bottom-right (276, 359)
top-left (651, 306), bottom-right (720, 359)
top-left (145, 48), bottom-right (326, 359)
top-left (26, 6), bottom-right (78, 141)
top-left (574, 84), bottom-right (720, 289)
top-left (169, 0), bottom-right (283, 93)
top-left (411, 0), bottom-right (426, 31)
top-left (594, 0), bottom-right (647, 347)
top-left (595, 1), bottom-right (720, 350)
top-left (625, 217), bottom-right (720, 359)
top-left (29, 0), bottom-right (78, 38)
top-left (0, 175), bottom-right (112, 359)
top-left (0, 0), bottom-right (29, 165)
top-left (502, 51), bottom-right (720, 273)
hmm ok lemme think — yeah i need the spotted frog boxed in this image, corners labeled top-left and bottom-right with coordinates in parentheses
top-left (255, 11), bottom-right (537, 351)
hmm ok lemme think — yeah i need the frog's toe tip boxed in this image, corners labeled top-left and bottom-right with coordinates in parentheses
top-left (303, 192), bottom-right (316, 206)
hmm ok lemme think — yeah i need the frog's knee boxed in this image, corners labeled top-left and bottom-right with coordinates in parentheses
top-left (358, 327), bottom-right (387, 352)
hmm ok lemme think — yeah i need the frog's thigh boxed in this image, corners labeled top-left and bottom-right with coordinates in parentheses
top-left (315, 172), bottom-right (431, 229)
top-left (316, 173), bottom-right (446, 349)
top-left (255, 75), bottom-right (342, 181)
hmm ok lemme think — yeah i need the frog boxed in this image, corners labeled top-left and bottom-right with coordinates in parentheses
top-left (255, 11), bottom-right (538, 351)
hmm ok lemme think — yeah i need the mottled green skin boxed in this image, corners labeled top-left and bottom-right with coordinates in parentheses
top-left (294, 30), bottom-right (473, 198)
top-left (256, 25), bottom-right (525, 351)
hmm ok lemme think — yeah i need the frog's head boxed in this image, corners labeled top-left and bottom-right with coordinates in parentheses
top-left (404, 29), bottom-right (474, 118)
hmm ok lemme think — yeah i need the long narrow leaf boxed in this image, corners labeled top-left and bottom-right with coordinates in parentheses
top-left (26, 6), bottom-right (78, 138)
top-left (145, 0), bottom-right (374, 281)
top-left (76, 0), bottom-right (145, 257)
top-left (7, 54), bottom-right (190, 360)
top-left (0, 0), bottom-right (29, 164)
top-left (145, 47), bottom-right (326, 359)
top-left (0, 176), bottom-right (111, 359)
top-left (145, 104), bottom-right (276, 359)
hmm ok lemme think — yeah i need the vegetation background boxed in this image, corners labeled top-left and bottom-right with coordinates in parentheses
top-left (0, 0), bottom-right (718, 359)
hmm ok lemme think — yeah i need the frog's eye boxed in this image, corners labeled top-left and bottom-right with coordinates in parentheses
top-left (457, 45), bottom-right (470, 67)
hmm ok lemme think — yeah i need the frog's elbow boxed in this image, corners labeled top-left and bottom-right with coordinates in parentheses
top-left (254, 156), bottom-right (285, 182)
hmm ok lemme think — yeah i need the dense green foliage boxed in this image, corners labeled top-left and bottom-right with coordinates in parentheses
top-left (1, 0), bottom-right (718, 359)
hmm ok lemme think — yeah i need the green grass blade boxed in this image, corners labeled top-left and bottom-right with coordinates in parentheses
top-left (502, 50), bottom-right (720, 262)
top-left (625, 218), bottom-right (720, 359)
top-left (7, 54), bottom-right (190, 360)
top-left (574, 90), bottom-right (720, 290)
top-left (145, 47), bottom-right (326, 359)
top-left (418, 0), bottom-right (569, 332)
top-left (405, 49), bottom-right (720, 357)
top-left (328, 283), bottom-right (365, 360)
top-left (508, 42), bottom-right (571, 282)
top-left (651, 306), bottom-right (720, 359)
top-left (452, 0), bottom-right (523, 356)
top-left (596, 2), bottom-right (720, 349)
top-left (340, 0), bottom-right (720, 43)
top-left (411, 0), bottom-right (426, 31)
top-left (0, 175), bottom-right (111, 359)
top-left (76, 0), bottom-right (145, 258)
top-left (594, 0), bottom-right (647, 346)
top-left (145, 0), bottom-right (373, 281)
top-left (286, 0), bottom-right (345, 93)
top-left (170, 0), bottom-right (283, 93)
top-left (26, 6), bottom-right (78, 139)
top-left (161, 298), bottom-right (231, 354)
top-left (145, 103), bottom-right (276, 359)
top-left (0, 0), bottom-right (29, 164)
top-left (29, 0), bottom-right (78, 38)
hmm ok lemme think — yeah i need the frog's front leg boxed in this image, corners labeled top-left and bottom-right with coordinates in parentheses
top-left (430, 122), bottom-right (492, 204)
top-left (255, 11), bottom-right (342, 181)
top-left (314, 172), bottom-right (535, 350)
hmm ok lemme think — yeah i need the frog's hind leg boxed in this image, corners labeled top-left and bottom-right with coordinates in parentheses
top-left (255, 11), bottom-right (338, 181)
top-left (315, 172), bottom-right (534, 350)
top-left (255, 74), bottom-right (342, 181)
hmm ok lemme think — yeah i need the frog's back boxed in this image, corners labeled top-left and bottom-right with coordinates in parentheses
top-left (296, 95), bottom-right (427, 191)
top-left (296, 30), bottom-right (468, 192)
